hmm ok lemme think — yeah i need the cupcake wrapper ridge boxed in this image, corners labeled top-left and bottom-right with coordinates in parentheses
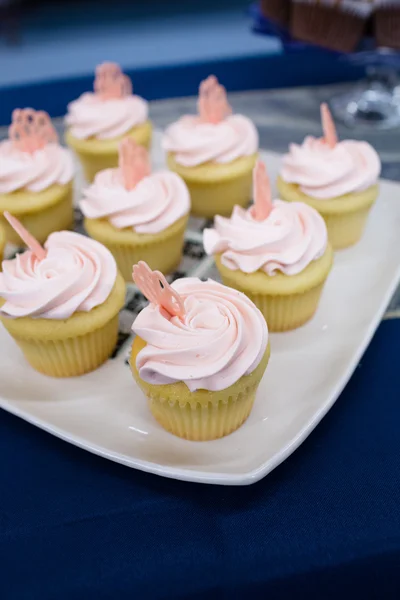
top-left (130, 337), bottom-right (270, 441)
top-left (147, 385), bottom-right (258, 441)
top-left (7, 315), bottom-right (119, 378)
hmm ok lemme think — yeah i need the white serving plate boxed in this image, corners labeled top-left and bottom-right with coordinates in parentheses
top-left (1, 146), bottom-right (399, 485)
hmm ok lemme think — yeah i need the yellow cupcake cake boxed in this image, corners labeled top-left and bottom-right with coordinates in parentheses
top-left (162, 75), bottom-right (258, 218)
top-left (80, 139), bottom-right (190, 281)
top-left (277, 104), bottom-right (381, 250)
top-left (0, 214), bottom-right (125, 377)
top-left (0, 109), bottom-right (74, 245)
top-left (66, 62), bottom-right (152, 182)
top-left (204, 161), bottom-right (333, 332)
top-left (130, 261), bottom-right (270, 441)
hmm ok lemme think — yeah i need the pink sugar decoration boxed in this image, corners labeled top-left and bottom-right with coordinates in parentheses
top-left (9, 109), bottom-right (58, 154)
top-left (197, 75), bottom-right (232, 124)
top-left (118, 138), bottom-right (150, 191)
top-left (321, 103), bottom-right (338, 149)
top-left (132, 261), bottom-right (185, 319)
top-left (4, 212), bottom-right (46, 260)
top-left (251, 160), bottom-right (272, 221)
top-left (94, 62), bottom-right (132, 100)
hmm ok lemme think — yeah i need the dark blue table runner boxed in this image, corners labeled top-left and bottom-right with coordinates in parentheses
top-left (1, 319), bottom-right (399, 599)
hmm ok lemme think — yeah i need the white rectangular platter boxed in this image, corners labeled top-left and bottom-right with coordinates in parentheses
top-left (1, 145), bottom-right (399, 485)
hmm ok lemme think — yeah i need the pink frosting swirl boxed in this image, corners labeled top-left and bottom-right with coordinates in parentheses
top-left (66, 92), bottom-right (148, 140)
top-left (132, 278), bottom-right (268, 392)
top-left (280, 137), bottom-right (381, 199)
top-left (0, 231), bottom-right (117, 319)
top-left (0, 140), bottom-right (74, 194)
top-left (80, 169), bottom-right (190, 234)
top-left (203, 202), bottom-right (327, 275)
top-left (162, 114), bottom-right (258, 167)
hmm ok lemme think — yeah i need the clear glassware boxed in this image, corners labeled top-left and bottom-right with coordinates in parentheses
top-left (330, 49), bottom-right (400, 130)
top-left (250, 4), bottom-right (400, 130)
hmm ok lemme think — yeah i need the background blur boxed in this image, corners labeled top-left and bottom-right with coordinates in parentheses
top-left (0, 0), bottom-right (372, 123)
top-left (0, 0), bottom-right (279, 85)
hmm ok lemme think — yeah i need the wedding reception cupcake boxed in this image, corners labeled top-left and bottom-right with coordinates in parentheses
top-left (0, 213), bottom-right (125, 377)
top-left (0, 109), bottom-right (74, 245)
top-left (130, 261), bottom-right (270, 441)
top-left (66, 62), bottom-right (152, 182)
top-left (204, 161), bottom-right (333, 332)
top-left (277, 104), bottom-right (381, 250)
top-left (162, 75), bottom-right (258, 218)
top-left (290, 0), bottom-right (372, 52)
top-left (80, 139), bottom-right (190, 281)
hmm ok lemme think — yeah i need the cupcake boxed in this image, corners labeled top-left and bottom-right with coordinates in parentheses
top-left (277, 104), bottom-right (381, 250)
top-left (204, 161), bottom-right (333, 332)
top-left (0, 213), bottom-right (125, 377)
top-left (290, 0), bottom-right (372, 53)
top-left (260, 0), bottom-right (291, 27)
top-left (65, 62), bottom-right (152, 182)
top-left (374, 1), bottom-right (400, 49)
top-left (0, 109), bottom-right (74, 245)
top-left (80, 138), bottom-right (190, 281)
top-left (130, 261), bottom-right (270, 441)
top-left (162, 75), bottom-right (258, 218)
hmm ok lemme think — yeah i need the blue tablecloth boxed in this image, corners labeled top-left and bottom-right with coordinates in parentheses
top-left (1, 320), bottom-right (399, 599)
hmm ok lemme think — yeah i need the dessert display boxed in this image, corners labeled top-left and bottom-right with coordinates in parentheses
top-left (162, 75), bottom-right (259, 218)
top-left (0, 213), bottom-right (125, 377)
top-left (204, 160), bottom-right (333, 331)
top-left (80, 138), bottom-right (190, 281)
top-left (66, 62), bottom-right (152, 182)
top-left (0, 59), bottom-right (388, 462)
top-left (277, 103), bottom-right (381, 249)
top-left (0, 109), bottom-right (74, 245)
top-left (130, 261), bottom-right (270, 440)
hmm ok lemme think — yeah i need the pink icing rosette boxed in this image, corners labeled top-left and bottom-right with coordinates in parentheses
top-left (0, 231), bottom-right (117, 319)
top-left (132, 277), bottom-right (268, 392)
top-left (280, 104), bottom-right (381, 199)
top-left (66, 93), bottom-right (148, 140)
top-left (203, 201), bottom-right (327, 276)
top-left (162, 75), bottom-right (258, 167)
top-left (80, 169), bottom-right (190, 234)
top-left (0, 109), bottom-right (74, 194)
top-left (0, 142), bottom-right (74, 194)
top-left (280, 138), bottom-right (381, 199)
top-left (66, 63), bottom-right (148, 140)
top-left (162, 114), bottom-right (258, 167)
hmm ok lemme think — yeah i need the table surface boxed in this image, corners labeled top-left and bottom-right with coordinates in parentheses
top-left (1, 85), bottom-right (400, 600)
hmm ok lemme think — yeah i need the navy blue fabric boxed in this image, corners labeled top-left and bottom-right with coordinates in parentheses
top-left (1, 320), bottom-right (399, 600)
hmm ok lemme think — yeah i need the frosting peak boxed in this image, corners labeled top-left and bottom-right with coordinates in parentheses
top-left (0, 140), bottom-right (74, 194)
top-left (280, 137), bottom-right (381, 199)
top-left (204, 202), bottom-right (327, 276)
top-left (0, 231), bottom-right (117, 319)
top-left (66, 63), bottom-right (148, 140)
top-left (66, 93), bottom-right (148, 140)
top-left (162, 75), bottom-right (258, 167)
top-left (80, 168), bottom-right (190, 234)
top-left (132, 278), bottom-right (268, 392)
top-left (162, 114), bottom-right (258, 167)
